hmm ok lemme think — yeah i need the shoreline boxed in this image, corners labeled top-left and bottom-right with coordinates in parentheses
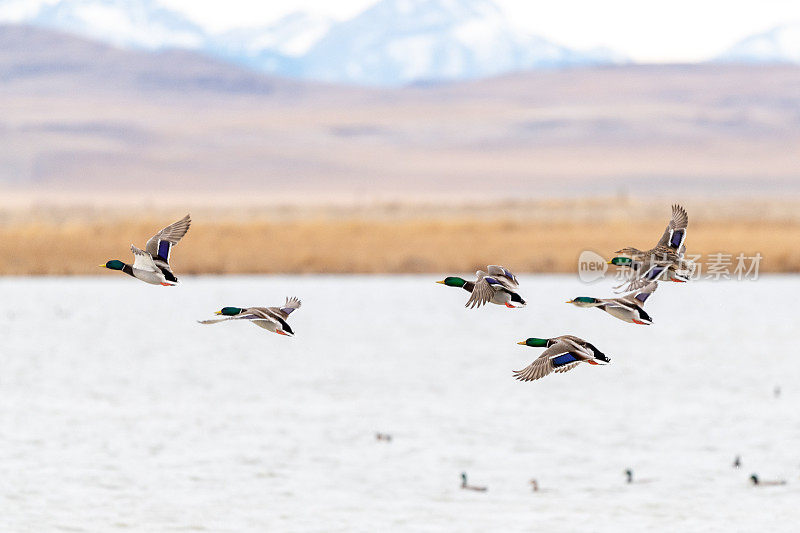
top-left (2, 197), bottom-right (798, 275)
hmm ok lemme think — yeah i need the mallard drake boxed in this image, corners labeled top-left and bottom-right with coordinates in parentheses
top-left (514, 335), bottom-right (610, 381)
top-left (99, 214), bottom-right (191, 286)
top-left (198, 297), bottom-right (301, 336)
top-left (611, 204), bottom-right (695, 291)
top-left (460, 472), bottom-right (487, 492)
top-left (566, 281), bottom-right (658, 325)
top-left (437, 265), bottom-right (525, 308)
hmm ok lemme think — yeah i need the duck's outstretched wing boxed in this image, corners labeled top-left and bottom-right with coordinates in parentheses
top-left (198, 310), bottom-right (266, 325)
top-left (512, 341), bottom-right (589, 382)
top-left (614, 264), bottom-right (668, 293)
top-left (278, 297), bottom-right (302, 317)
top-left (198, 316), bottom-right (236, 325)
top-left (487, 265), bottom-right (519, 287)
top-left (145, 214), bottom-right (191, 265)
top-left (655, 204), bottom-right (688, 254)
top-left (621, 281), bottom-right (658, 306)
top-left (465, 271), bottom-right (500, 308)
top-left (130, 245), bottom-right (159, 272)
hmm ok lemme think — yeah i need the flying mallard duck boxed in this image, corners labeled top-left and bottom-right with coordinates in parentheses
top-left (566, 281), bottom-right (658, 325)
top-left (99, 214), bottom-right (191, 286)
top-left (514, 335), bottom-right (610, 381)
top-left (436, 265), bottom-right (525, 308)
top-left (611, 204), bottom-right (695, 291)
top-left (198, 297), bottom-right (301, 336)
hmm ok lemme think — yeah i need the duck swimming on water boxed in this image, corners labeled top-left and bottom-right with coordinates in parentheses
top-left (750, 474), bottom-right (786, 486)
top-left (460, 472), bottom-right (487, 492)
top-left (625, 469), bottom-right (655, 484)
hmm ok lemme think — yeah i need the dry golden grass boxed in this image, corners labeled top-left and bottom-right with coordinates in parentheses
top-left (1, 199), bottom-right (798, 275)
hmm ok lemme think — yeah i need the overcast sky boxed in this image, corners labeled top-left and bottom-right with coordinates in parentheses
top-left (156, 0), bottom-right (800, 62)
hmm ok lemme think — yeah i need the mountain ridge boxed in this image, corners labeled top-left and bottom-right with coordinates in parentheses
top-left (718, 23), bottom-right (800, 64)
top-left (0, 0), bottom-right (626, 85)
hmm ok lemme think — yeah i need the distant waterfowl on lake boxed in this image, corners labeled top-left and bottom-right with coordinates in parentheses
top-left (625, 469), bottom-right (655, 484)
top-left (460, 472), bottom-right (487, 492)
top-left (567, 281), bottom-right (658, 325)
top-left (99, 214), bottom-right (191, 286)
top-left (514, 335), bottom-right (610, 382)
top-left (198, 297), bottom-right (301, 336)
top-left (612, 204), bottom-right (695, 291)
top-left (750, 474), bottom-right (786, 486)
top-left (437, 265), bottom-right (525, 309)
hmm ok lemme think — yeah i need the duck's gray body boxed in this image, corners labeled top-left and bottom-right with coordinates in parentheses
top-left (568, 282), bottom-right (658, 325)
top-left (465, 265), bottom-right (526, 309)
top-left (106, 214), bottom-right (191, 286)
top-left (198, 297), bottom-right (302, 336)
top-left (514, 335), bottom-right (610, 382)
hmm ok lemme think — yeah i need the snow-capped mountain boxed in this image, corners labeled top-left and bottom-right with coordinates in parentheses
top-left (214, 12), bottom-right (333, 58)
top-left (718, 24), bottom-right (800, 64)
top-left (31, 0), bottom-right (205, 50)
top-left (207, 12), bottom-right (333, 75)
top-left (0, 0), bottom-right (626, 85)
top-left (300, 0), bottom-right (622, 85)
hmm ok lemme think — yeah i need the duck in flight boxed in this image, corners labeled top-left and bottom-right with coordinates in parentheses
top-left (514, 335), bottom-right (610, 382)
top-left (437, 265), bottom-right (525, 309)
top-left (198, 297), bottom-right (301, 336)
top-left (99, 214), bottom-right (191, 286)
top-left (611, 204), bottom-right (695, 292)
top-left (566, 281), bottom-right (658, 325)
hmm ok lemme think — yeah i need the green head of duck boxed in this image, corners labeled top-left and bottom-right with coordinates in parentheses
top-left (436, 276), bottom-right (467, 288)
top-left (100, 260), bottom-right (125, 270)
top-left (216, 307), bottom-right (245, 316)
top-left (608, 257), bottom-right (634, 267)
top-left (517, 338), bottom-right (549, 347)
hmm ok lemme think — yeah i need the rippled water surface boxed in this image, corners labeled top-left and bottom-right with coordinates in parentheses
top-left (1, 275), bottom-right (799, 532)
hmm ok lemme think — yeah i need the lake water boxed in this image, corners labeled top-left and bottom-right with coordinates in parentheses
top-left (1, 275), bottom-right (798, 532)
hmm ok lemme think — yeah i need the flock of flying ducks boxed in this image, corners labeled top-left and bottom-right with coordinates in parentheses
top-left (97, 205), bottom-right (789, 492)
top-left (436, 204), bottom-right (694, 381)
top-left (99, 214), bottom-right (302, 336)
top-left (100, 204), bottom-right (693, 380)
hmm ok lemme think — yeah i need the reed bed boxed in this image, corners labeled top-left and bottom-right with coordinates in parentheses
top-left (1, 200), bottom-right (798, 275)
